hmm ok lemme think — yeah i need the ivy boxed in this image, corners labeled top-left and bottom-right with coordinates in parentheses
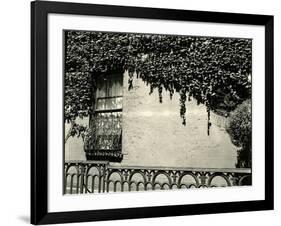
top-left (64, 72), bottom-right (92, 122)
top-left (65, 30), bottom-right (252, 134)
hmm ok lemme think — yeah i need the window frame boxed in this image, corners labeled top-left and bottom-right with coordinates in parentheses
top-left (86, 71), bottom-right (124, 162)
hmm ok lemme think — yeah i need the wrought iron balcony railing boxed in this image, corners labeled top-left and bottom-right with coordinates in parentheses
top-left (85, 112), bottom-right (123, 162)
top-left (64, 161), bottom-right (251, 194)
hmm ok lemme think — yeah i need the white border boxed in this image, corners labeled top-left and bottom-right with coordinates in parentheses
top-left (48, 14), bottom-right (265, 212)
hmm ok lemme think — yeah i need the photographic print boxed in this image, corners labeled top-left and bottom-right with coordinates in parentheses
top-left (64, 30), bottom-right (252, 194)
top-left (31, 1), bottom-right (273, 224)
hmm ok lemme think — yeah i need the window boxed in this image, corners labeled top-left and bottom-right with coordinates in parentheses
top-left (84, 73), bottom-right (123, 162)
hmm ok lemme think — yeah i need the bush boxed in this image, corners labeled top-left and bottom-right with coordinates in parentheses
top-left (226, 99), bottom-right (251, 168)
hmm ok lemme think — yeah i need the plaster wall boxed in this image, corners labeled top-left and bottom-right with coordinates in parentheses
top-left (65, 71), bottom-right (237, 168)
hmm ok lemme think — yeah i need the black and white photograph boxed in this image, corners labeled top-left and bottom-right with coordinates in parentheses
top-left (64, 30), bottom-right (252, 194)
top-left (27, 1), bottom-right (274, 224)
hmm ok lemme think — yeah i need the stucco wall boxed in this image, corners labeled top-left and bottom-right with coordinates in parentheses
top-left (64, 117), bottom-right (88, 161)
top-left (65, 71), bottom-right (238, 168)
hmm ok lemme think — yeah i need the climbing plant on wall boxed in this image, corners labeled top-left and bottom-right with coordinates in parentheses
top-left (64, 30), bottom-right (252, 136)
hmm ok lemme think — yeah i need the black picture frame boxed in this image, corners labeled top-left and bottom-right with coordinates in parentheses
top-left (31, 0), bottom-right (274, 224)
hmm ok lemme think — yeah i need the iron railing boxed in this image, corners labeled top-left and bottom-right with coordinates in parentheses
top-left (85, 112), bottom-right (123, 162)
top-left (64, 161), bottom-right (251, 194)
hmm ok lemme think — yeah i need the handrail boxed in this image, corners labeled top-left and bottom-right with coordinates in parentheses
top-left (108, 165), bottom-right (251, 173)
top-left (65, 160), bottom-right (251, 173)
top-left (64, 161), bottom-right (252, 194)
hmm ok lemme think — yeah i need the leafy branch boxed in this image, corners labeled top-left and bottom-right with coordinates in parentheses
top-left (64, 119), bottom-right (88, 144)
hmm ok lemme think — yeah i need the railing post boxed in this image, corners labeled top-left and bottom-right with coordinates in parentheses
top-left (63, 163), bottom-right (67, 194)
top-left (231, 173), bottom-right (239, 186)
top-left (79, 164), bottom-right (86, 194)
top-left (102, 163), bottom-right (109, 193)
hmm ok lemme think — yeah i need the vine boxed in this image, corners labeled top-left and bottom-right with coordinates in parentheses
top-left (65, 31), bottom-right (252, 135)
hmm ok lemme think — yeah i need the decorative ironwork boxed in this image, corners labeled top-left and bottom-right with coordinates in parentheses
top-left (64, 161), bottom-right (252, 194)
top-left (84, 112), bottom-right (123, 161)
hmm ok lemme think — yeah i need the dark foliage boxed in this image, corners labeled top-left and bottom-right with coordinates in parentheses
top-left (65, 30), bottom-right (252, 134)
top-left (226, 100), bottom-right (251, 167)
